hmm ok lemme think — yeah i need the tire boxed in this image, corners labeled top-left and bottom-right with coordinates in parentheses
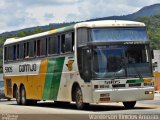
top-left (21, 86), bottom-right (37, 105)
top-left (16, 87), bottom-right (21, 105)
top-left (21, 86), bottom-right (27, 105)
top-left (75, 87), bottom-right (89, 110)
top-left (123, 101), bottom-right (136, 109)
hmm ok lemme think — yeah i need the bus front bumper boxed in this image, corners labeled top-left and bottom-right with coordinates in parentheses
top-left (92, 87), bottom-right (154, 103)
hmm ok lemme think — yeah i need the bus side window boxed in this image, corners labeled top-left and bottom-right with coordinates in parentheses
top-left (8, 46), bottom-right (14, 61)
top-left (29, 41), bottom-right (35, 58)
top-left (40, 38), bottom-right (47, 56)
top-left (37, 40), bottom-right (40, 56)
top-left (17, 44), bottom-right (19, 59)
top-left (19, 43), bottom-right (24, 59)
top-left (13, 45), bottom-right (16, 60)
top-left (58, 35), bottom-right (60, 54)
top-left (65, 32), bottom-right (73, 53)
top-left (48, 36), bottom-right (58, 55)
top-left (24, 42), bottom-right (29, 58)
top-left (72, 32), bottom-right (75, 52)
top-left (34, 41), bottom-right (36, 56)
top-left (4, 47), bottom-right (8, 61)
top-left (61, 34), bottom-right (65, 53)
top-left (77, 28), bottom-right (88, 46)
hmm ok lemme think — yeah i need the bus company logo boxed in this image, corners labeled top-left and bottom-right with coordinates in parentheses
top-left (104, 80), bottom-right (120, 84)
top-left (66, 60), bottom-right (74, 71)
top-left (19, 64), bottom-right (37, 72)
top-left (4, 66), bottom-right (13, 73)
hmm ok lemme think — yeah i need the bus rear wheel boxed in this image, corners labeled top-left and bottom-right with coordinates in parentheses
top-left (75, 87), bottom-right (89, 110)
top-left (16, 87), bottom-right (21, 105)
top-left (21, 86), bottom-right (37, 105)
top-left (123, 101), bottom-right (136, 109)
top-left (21, 86), bottom-right (27, 105)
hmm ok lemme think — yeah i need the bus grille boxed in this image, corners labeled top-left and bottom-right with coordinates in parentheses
top-left (129, 83), bottom-right (141, 87)
top-left (112, 84), bottom-right (125, 88)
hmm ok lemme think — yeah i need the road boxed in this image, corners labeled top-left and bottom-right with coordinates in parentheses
top-left (0, 94), bottom-right (160, 120)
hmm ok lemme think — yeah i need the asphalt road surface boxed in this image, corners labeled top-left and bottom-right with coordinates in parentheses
top-left (0, 94), bottom-right (160, 120)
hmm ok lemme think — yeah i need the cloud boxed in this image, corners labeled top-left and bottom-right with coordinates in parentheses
top-left (0, 0), bottom-right (160, 33)
top-left (44, 13), bottom-right (55, 21)
top-left (9, 0), bottom-right (84, 6)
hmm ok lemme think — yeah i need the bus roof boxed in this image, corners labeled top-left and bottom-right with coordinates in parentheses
top-left (4, 20), bottom-right (145, 45)
top-left (75, 20), bottom-right (145, 28)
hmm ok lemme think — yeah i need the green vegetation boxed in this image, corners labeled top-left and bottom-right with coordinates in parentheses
top-left (137, 15), bottom-right (160, 49)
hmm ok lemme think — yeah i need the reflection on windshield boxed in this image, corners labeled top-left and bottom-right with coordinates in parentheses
top-left (92, 45), bottom-right (152, 79)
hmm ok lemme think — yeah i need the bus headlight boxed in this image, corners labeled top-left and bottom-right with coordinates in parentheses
top-left (145, 91), bottom-right (154, 94)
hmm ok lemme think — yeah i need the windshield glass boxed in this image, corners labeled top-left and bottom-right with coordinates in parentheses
top-left (91, 27), bottom-right (148, 42)
top-left (92, 45), bottom-right (152, 79)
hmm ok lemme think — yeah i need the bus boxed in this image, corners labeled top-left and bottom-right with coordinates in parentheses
top-left (3, 20), bottom-right (154, 109)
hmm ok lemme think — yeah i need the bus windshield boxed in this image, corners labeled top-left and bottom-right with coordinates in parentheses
top-left (91, 27), bottom-right (148, 42)
top-left (92, 45), bottom-right (152, 79)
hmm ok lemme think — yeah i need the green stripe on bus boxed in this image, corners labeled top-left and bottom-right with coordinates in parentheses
top-left (43, 57), bottom-right (65, 100)
top-left (126, 79), bottom-right (144, 83)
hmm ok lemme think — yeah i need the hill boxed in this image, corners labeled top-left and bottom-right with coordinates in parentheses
top-left (88, 3), bottom-right (160, 21)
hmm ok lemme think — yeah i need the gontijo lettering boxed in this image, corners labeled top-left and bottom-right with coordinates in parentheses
top-left (19, 64), bottom-right (37, 72)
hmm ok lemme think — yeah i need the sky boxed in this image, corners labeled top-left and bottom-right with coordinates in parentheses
top-left (0, 0), bottom-right (160, 33)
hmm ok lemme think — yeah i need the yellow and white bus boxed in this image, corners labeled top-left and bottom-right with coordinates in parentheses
top-left (3, 20), bottom-right (154, 109)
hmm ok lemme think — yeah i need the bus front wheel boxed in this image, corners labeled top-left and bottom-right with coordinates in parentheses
top-left (75, 87), bottom-right (89, 109)
top-left (123, 101), bottom-right (136, 109)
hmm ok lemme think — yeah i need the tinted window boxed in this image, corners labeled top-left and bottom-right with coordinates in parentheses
top-left (4, 47), bottom-right (7, 61)
top-left (17, 44), bottom-right (19, 59)
top-left (65, 33), bottom-right (72, 52)
top-left (40, 38), bottom-right (47, 56)
top-left (13, 45), bottom-right (16, 60)
top-left (61, 34), bottom-right (65, 53)
top-left (24, 42), bottom-right (29, 58)
top-left (29, 41), bottom-right (35, 57)
top-left (48, 36), bottom-right (59, 55)
top-left (19, 43), bottom-right (24, 59)
top-left (77, 28), bottom-right (88, 46)
top-left (37, 40), bottom-right (40, 56)
top-left (8, 46), bottom-right (13, 60)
